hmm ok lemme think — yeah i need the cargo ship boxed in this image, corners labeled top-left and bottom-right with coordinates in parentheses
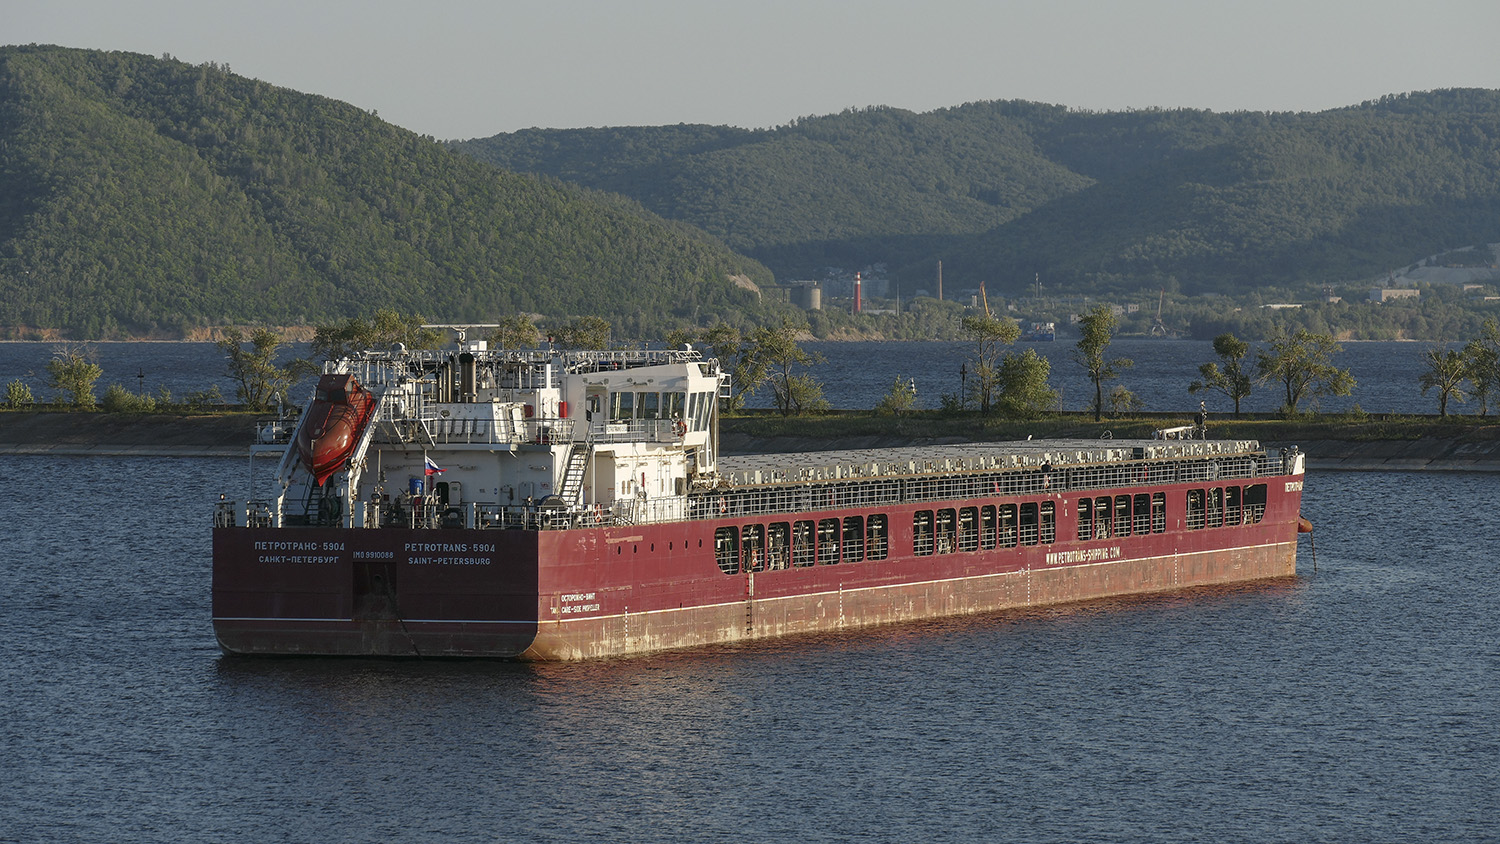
top-left (212, 331), bottom-right (1308, 660)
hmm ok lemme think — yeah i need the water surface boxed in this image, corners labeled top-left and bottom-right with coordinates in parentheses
top-left (1, 456), bottom-right (1494, 842)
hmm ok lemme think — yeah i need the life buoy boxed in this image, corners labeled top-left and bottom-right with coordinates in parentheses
top-left (673, 419), bottom-right (687, 437)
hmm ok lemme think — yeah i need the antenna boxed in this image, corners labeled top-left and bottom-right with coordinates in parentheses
top-left (423, 323), bottom-right (501, 343)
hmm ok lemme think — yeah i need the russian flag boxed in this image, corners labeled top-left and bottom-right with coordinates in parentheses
top-left (425, 456), bottom-right (445, 476)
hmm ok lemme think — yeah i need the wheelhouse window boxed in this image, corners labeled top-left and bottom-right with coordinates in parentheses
top-left (611, 391), bottom-right (635, 421)
top-left (638, 391), bottom-right (661, 420)
top-left (694, 391), bottom-right (714, 430)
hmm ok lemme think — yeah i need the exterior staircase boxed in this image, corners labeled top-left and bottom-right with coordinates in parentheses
top-left (558, 441), bottom-right (591, 505)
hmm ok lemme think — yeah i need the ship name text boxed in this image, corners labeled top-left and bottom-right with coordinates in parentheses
top-left (1045, 546), bottom-right (1122, 566)
top-left (255, 540), bottom-right (344, 551)
top-left (405, 542), bottom-right (496, 553)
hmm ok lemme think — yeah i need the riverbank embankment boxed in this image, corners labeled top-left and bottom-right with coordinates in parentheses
top-left (4, 411), bottom-right (1500, 471)
top-left (0, 412), bottom-right (252, 457)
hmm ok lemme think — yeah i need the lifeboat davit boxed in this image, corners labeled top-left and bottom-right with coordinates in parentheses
top-left (296, 373), bottom-right (377, 486)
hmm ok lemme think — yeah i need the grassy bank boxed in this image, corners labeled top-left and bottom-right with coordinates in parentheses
top-left (3, 408), bottom-right (1499, 451)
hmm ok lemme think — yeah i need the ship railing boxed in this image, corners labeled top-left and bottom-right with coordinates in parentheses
top-left (215, 499), bottom-right (274, 528)
top-left (246, 500), bottom-right (274, 528)
top-left (473, 502), bottom-right (617, 531)
top-left (420, 416), bottom-right (576, 446)
top-left (561, 348), bottom-right (702, 372)
top-left (377, 398), bottom-right (579, 445)
top-left (255, 419), bottom-right (297, 444)
top-left (329, 347), bottom-right (703, 379)
top-left (589, 418), bottom-right (681, 444)
top-left (684, 454), bottom-right (1293, 523)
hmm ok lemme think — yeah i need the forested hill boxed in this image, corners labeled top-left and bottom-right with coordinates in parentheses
top-left (0, 45), bottom-right (775, 339)
top-left (453, 93), bottom-right (1500, 298)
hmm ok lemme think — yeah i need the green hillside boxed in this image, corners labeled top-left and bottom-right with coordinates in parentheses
top-left (0, 45), bottom-right (776, 338)
top-left (453, 93), bottom-right (1500, 298)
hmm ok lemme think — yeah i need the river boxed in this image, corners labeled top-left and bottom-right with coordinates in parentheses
top-left (1, 456), bottom-right (1494, 842)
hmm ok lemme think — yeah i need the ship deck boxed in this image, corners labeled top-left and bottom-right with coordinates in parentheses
top-left (716, 437), bottom-right (1273, 487)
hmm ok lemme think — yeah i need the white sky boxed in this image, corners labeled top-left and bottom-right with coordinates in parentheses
top-left (9, 0), bottom-right (1500, 140)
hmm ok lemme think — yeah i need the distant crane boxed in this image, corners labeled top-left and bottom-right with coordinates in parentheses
top-left (1150, 289), bottom-right (1176, 337)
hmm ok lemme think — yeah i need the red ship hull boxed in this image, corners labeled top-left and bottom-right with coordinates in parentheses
top-left (213, 478), bottom-right (1302, 660)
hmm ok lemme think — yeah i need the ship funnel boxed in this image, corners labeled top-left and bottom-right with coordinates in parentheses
top-left (459, 352), bottom-right (477, 403)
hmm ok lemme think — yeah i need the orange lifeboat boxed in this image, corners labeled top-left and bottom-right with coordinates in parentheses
top-left (296, 374), bottom-right (377, 486)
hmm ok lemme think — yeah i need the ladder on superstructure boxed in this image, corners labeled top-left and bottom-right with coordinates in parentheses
top-left (557, 440), bottom-right (591, 506)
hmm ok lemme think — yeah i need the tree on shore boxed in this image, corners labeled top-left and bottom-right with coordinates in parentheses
top-left (5, 378), bottom-right (36, 409)
top-left (1461, 318), bottom-right (1500, 416)
top-left (668, 324), bottom-right (766, 413)
top-left (1254, 328), bottom-right (1355, 415)
top-left (552, 316), bottom-right (612, 350)
top-left (994, 347), bottom-right (1058, 419)
top-left (45, 345), bottom-right (103, 409)
top-left (875, 375), bottom-right (918, 415)
top-left (1189, 333), bottom-right (1254, 417)
top-left (489, 314), bottom-right (541, 349)
top-left (961, 313), bottom-right (1021, 412)
top-left (1072, 305), bottom-right (1132, 422)
top-left (753, 319), bottom-right (828, 417)
top-left (1418, 346), bottom-right (1469, 417)
top-left (312, 308), bottom-right (441, 360)
top-left (218, 328), bottom-right (318, 411)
